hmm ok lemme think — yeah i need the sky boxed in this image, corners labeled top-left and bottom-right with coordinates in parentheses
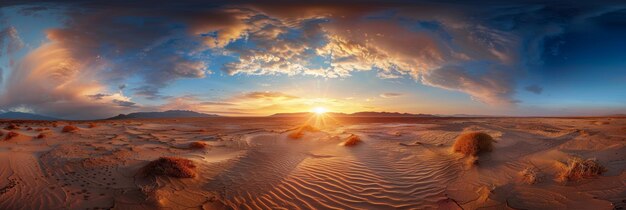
top-left (0, 0), bottom-right (625, 119)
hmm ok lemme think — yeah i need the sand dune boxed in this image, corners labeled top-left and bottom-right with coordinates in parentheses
top-left (0, 117), bottom-right (624, 209)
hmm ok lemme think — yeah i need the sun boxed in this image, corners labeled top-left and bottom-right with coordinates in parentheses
top-left (313, 107), bottom-right (327, 115)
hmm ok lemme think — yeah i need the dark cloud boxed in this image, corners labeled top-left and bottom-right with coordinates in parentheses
top-left (87, 93), bottom-right (110, 100)
top-left (112, 99), bottom-right (137, 107)
top-left (525, 85), bottom-right (543, 94)
top-left (17, 6), bottom-right (49, 16)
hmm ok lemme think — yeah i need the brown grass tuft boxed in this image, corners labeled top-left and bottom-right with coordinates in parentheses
top-left (288, 125), bottom-right (319, 139)
top-left (189, 141), bottom-right (208, 149)
top-left (452, 132), bottom-right (494, 156)
top-left (342, 134), bottom-right (362, 147)
top-left (557, 157), bottom-right (606, 183)
top-left (62, 125), bottom-right (79, 133)
top-left (4, 132), bottom-right (19, 140)
top-left (520, 167), bottom-right (541, 184)
top-left (142, 157), bottom-right (197, 178)
top-left (4, 124), bottom-right (19, 130)
top-left (36, 133), bottom-right (46, 139)
top-left (26, 127), bottom-right (33, 130)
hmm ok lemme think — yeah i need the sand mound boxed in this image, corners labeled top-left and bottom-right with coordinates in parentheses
top-left (288, 125), bottom-right (319, 139)
top-left (4, 132), bottom-right (19, 140)
top-left (341, 134), bottom-right (362, 146)
top-left (87, 123), bottom-right (97, 128)
top-left (452, 132), bottom-right (493, 156)
top-left (4, 124), bottom-right (19, 130)
top-left (189, 141), bottom-right (208, 149)
top-left (142, 157), bottom-right (197, 178)
top-left (557, 157), bottom-right (606, 182)
top-left (62, 125), bottom-right (79, 133)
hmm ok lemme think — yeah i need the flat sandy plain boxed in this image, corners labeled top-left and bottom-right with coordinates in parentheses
top-left (0, 116), bottom-right (624, 209)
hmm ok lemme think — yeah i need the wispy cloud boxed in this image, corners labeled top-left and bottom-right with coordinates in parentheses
top-left (380, 93), bottom-right (403, 98)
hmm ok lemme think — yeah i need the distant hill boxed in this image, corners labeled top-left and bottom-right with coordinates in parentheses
top-left (271, 111), bottom-right (437, 118)
top-left (107, 110), bottom-right (218, 120)
top-left (0, 112), bottom-right (60, 121)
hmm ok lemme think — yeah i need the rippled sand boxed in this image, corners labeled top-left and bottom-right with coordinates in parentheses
top-left (0, 117), bottom-right (624, 209)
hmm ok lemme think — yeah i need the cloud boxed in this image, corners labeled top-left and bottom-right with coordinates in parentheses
top-left (0, 43), bottom-right (140, 119)
top-left (525, 85), bottom-right (543, 94)
top-left (87, 93), bottom-right (110, 100)
top-left (421, 65), bottom-right (517, 105)
top-left (2, 2), bottom-right (625, 118)
top-left (380, 93), bottom-right (403, 98)
top-left (112, 99), bottom-right (137, 107)
top-left (237, 91), bottom-right (299, 100)
top-left (0, 26), bottom-right (24, 56)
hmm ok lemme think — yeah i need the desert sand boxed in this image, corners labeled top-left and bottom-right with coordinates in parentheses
top-left (0, 117), bottom-right (624, 209)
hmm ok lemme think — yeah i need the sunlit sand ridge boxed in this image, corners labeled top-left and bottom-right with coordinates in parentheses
top-left (0, 117), bottom-right (624, 209)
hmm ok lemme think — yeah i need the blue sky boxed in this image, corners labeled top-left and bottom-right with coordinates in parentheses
top-left (0, 1), bottom-right (625, 119)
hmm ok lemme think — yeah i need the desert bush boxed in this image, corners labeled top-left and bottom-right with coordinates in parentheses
top-left (88, 123), bottom-right (97, 128)
top-left (342, 134), bottom-right (362, 146)
top-left (62, 125), bottom-right (79, 133)
top-left (189, 141), bottom-right (208, 149)
top-left (520, 167), bottom-right (541, 184)
top-left (36, 133), bottom-right (46, 139)
top-left (4, 132), bottom-right (19, 140)
top-left (4, 124), bottom-right (19, 130)
top-left (288, 125), bottom-right (319, 139)
top-left (557, 157), bottom-right (606, 182)
top-left (142, 157), bottom-right (197, 178)
top-left (452, 132), bottom-right (494, 156)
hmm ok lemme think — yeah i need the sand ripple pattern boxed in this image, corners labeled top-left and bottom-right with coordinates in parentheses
top-left (215, 137), bottom-right (462, 210)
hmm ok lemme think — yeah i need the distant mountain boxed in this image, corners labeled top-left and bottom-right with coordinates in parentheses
top-left (0, 112), bottom-right (60, 121)
top-left (441, 114), bottom-right (495, 117)
top-left (348, 112), bottom-right (437, 117)
top-left (271, 111), bottom-right (437, 118)
top-left (107, 110), bottom-right (218, 120)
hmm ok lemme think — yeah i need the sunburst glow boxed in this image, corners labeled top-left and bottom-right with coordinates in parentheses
top-left (313, 107), bottom-right (327, 115)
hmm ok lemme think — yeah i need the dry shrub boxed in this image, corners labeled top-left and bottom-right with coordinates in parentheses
top-left (4, 132), bottom-right (19, 140)
top-left (288, 125), bottom-right (319, 139)
top-left (342, 134), bottom-right (362, 147)
top-left (62, 125), bottom-right (79, 133)
top-left (189, 141), bottom-right (208, 149)
top-left (4, 124), bottom-right (19, 130)
top-left (452, 132), bottom-right (494, 156)
top-left (26, 127), bottom-right (33, 130)
top-left (142, 157), bottom-right (197, 178)
top-left (36, 133), bottom-right (46, 139)
top-left (465, 156), bottom-right (479, 167)
top-left (520, 167), bottom-right (541, 184)
top-left (557, 157), bottom-right (606, 182)
top-left (88, 123), bottom-right (97, 128)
